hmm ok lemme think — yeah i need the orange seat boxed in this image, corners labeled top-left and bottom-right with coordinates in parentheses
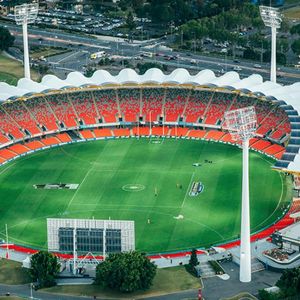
top-left (25, 140), bottom-right (45, 150)
top-left (205, 130), bottom-right (225, 141)
top-left (0, 133), bottom-right (10, 144)
top-left (42, 137), bottom-right (60, 146)
top-left (187, 130), bottom-right (207, 138)
top-left (274, 150), bottom-right (285, 160)
top-left (264, 144), bottom-right (285, 155)
top-left (151, 127), bottom-right (167, 136)
top-left (81, 130), bottom-right (95, 139)
top-left (56, 133), bottom-right (72, 143)
top-left (169, 127), bottom-right (189, 137)
top-left (94, 128), bottom-right (112, 138)
top-left (0, 149), bottom-right (17, 160)
top-left (9, 144), bottom-right (29, 155)
top-left (132, 127), bottom-right (150, 136)
top-left (113, 128), bottom-right (130, 137)
top-left (220, 133), bottom-right (236, 143)
top-left (251, 140), bottom-right (271, 151)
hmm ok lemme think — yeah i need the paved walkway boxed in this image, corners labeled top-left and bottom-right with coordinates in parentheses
top-left (201, 261), bottom-right (281, 300)
top-left (0, 263), bottom-right (281, 300)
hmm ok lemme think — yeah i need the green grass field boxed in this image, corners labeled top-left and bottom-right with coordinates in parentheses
top-left (0, 138), bottom-right (291, 253)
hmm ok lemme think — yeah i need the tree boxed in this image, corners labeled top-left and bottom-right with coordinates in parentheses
top-left (258, 289), bottom-right (280, 300)
top-left (0, 27), bottom-right (15, 52)
top-left (291, 39), bottom-right (300, 56)
top-left (276, 267), bottom-right (300, 297)
top-left (35, 64), bottom-right (50, 77)
top-left (137, 62), bottom-right (164, 74)
top-left (290, 24), bottom-right (300, 35)
top-left (30, 251), bottom-right (60, 289)
top-left (243, 48), bottom-right (260, 60)
top-left (95, 251), bottom-right (157, 293)
top-left (185, 248), bottom-right (199, 277)
top-left (126, 11), bottom-right (136, 31)
top-left (84, 66), bottom-right (96, 77)
top-left (189, 249), bottom-right (199, 267)
top-left (263, 51), bottom-right (286, 65)
top-left (6, 0), bottom-right (29, 7)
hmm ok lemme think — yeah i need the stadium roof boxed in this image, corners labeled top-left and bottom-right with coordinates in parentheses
top-left (0, 68), bottom-right (300, 173)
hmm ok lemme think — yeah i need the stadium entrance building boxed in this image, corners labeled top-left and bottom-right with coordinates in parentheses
top-left (47, 218), bottom-right (135, 254)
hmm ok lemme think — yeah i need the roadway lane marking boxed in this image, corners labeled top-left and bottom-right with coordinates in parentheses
top-left (57, 51), bottom-right (82, 63)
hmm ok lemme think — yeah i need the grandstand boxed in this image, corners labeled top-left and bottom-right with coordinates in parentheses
top-left (0, 84), bottom-right (290, 163)
top-left (0, 68), bottom-right (299, 254)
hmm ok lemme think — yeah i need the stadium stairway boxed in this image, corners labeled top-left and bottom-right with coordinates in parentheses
top-left (251, 258), bottom-right (265, 273)
top-left (198, 261), bottom-right (216, 278)
top-left (66, 131), bottom-right (81, 141)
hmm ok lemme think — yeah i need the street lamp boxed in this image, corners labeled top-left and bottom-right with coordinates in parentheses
top-left (14, 2), bottom-right (39, 79)
top-left (224, 106), bottom-right (257, 283)
top-left (259, 5), bottom-right (282, 83)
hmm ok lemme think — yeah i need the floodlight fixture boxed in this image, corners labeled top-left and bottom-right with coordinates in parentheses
top-left (259, 6), bottom-right (281, 28)
top-left (15, 3), bottom-right (39, 25)
top-left (14, 3), bottom-right (39, 79)
top-left (224, 106), bottom-right (257, 283)
top-left (224, 106), bottom-right (257, 142)
top-left (259, 6), bottom-right (282, 83)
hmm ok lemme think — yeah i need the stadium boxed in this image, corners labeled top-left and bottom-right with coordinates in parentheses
top-left (0, 68), bottom-right (299, 258)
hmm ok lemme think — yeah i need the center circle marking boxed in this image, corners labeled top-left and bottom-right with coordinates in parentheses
top-left (122, 184), bottom-right (145, 192)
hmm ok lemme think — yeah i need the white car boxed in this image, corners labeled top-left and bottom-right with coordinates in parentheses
top-left (233, 66), bottom-right (242, 71)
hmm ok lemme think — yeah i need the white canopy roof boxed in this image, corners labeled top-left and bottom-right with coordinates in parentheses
top-left (0, 68), bottom-right (299, 172)
top-left (1, 68), bottom-right (298, 102)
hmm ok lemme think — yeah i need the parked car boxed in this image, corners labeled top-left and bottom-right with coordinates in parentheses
top-left (253, 64), bottom-right (262, 68)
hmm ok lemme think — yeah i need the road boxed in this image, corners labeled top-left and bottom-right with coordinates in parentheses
top-left (2, 22), bottom-right (300, 84)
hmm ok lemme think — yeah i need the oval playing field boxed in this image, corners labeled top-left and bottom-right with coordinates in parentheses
top-left (0, 138), bottom-right (291, 253)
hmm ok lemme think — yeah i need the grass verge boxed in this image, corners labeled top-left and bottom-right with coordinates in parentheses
top-left (0, 259), bottom-right (31, 285)
top-left (0, 297), bottom-right (24, 300)
top-left (30, 46), bottom-right (71, 59)
top-left (0, 52), bottom-right (39, 85)
top-left (43, 266), bottom-right (201, 299)
top-left (283, 7), bottom-right (300, 20)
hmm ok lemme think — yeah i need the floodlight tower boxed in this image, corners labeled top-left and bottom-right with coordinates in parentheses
top-left (14, 3), bottom-right (39, 79)
top-left (224, 106), bottom-right (257, 283)
top-left (259, 6), bottom-right (282, 83)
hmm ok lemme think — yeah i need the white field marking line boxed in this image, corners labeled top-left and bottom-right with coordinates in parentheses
top-left (250, 153), bottom-right (285, 230)
top-left (0, 147), bottom-right (50, 175)
top-left (0, 145), bottom-right (74, 176)
top-left (1, 207), bottom-right (225, 248)
top-left (0, 162), bottom-right (16, 175)
top-left (57, 51), bottom-right (81, 63)
top-left (181, 172), bottom-right (195, 208)
top-left (1, 207), bottom-right (180, 234)
top-left (91, 168), bottom-right (191, 174)
top-left (59, 147), bottom-right (95, 165)
top-left (0, 208), bottom-right (225, 249)
top-left (64, 167), bottom-right (93, 212)
top-left (51, 149), bottom-right (194, 174)
top-left (71, 204), bottom-right (181, 208)
top-left (252, 171), bottom-right (285, 231)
